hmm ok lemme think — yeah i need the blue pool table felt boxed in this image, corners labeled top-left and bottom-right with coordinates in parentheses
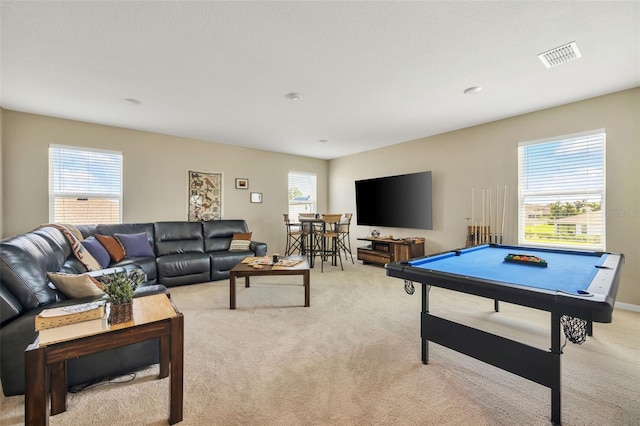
top-left (409, 245), bottom-right (606, 295)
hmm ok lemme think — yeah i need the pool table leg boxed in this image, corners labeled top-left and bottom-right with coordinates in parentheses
top-left (551, 312), bottom-right (562, 425)
top-left (421, 284), bottom-right (430, 364)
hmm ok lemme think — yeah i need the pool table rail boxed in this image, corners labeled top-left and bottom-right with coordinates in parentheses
top-left (386, 244), bottom-right (624, 323)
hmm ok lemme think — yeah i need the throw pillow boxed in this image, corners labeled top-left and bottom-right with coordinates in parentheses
top-left (81, 236), bottom-right (111, 269)
top-left (44, 224), bottom-right (102, 271)
top-left (115, 232), bottom-right (154, 257)
top-left (47, 272), bottom-right (105, 299)
top-left (229, 232), bottom-right (252, 252)
top-left (95, 234), bottom-right (126, 263)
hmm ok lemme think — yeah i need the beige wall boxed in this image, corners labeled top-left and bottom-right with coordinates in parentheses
top-left (329, 88), bottom-right (639, 306)
top-left (0, 110), bottom-right (328, 255)
top-left (0, 109), bottom-right (4, 237)
top-left (2, 88), bottom-right (638, 305)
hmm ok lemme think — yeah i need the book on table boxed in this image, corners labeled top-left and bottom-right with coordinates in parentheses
top-left (35, 300), bottom-right (106, 331)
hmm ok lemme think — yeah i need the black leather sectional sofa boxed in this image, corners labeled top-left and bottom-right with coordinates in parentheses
top-left (0, 219), bottom-right (267, 396)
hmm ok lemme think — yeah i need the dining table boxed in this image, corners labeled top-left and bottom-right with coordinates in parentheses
top-left (298, 216), bottom-right (324, 267)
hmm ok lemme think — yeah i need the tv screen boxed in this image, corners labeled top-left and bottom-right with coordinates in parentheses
top-left (355, 171), bottom-right (433, 230)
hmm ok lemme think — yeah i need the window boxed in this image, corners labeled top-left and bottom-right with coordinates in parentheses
top-left (49, 145), bottom-right (122, 224)
top-left (518, 130), bottom-right (605, 250)
top-left (288, 172), bottom-right (316, 221)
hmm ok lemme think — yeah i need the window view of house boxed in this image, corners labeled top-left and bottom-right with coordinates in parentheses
top-left (49, 145), bottom-right (122, 224)
top-left (518, 130), bottom-right (605, 250)
top-left (287, 172), bottom-right (316, 221)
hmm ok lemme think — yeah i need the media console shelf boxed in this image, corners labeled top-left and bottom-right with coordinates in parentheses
top-left (357, 237), bottom-right (425, 266)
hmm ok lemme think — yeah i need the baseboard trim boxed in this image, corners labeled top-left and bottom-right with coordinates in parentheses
top-left (615, 301), bottom-right (640, 312)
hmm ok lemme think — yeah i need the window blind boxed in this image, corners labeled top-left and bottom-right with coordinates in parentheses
top-left (288, 172), bottom-right (317, 221)
top-left (49, 145), bottom-right (122, 224)
top-left (518, 130), bottom-right (605, 250)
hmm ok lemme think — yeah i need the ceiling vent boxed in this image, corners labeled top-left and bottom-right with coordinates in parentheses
top-left (538, 41), bottom-right (582, 68)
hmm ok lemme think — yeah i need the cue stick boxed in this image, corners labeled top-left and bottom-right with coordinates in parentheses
top-left (485, 188), bottom-right (489, 243)
top-left (474, 222), bottom-right (478, 245)
top-left (482, 189), bottom-right (485, 243)
top-left (488, 188), bottom-right (492, 243)
top-left (501, 185), bottom-right (506, 244)
top-left (488, 188), bottom-right (491, 244)
top-left (493, 187), bottom-right (497, 243)
top-left (471, 188), bottom-right (475, 245)
top-left (475, 221), bottom-right (478, 245)
top-left (493, 185), bottom-right (502, 244)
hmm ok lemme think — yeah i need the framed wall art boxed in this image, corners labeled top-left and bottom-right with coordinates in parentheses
top-left (235, 178), bottom-right (249, 189)
top-left (188, 170), bottom-right (223, 221)
top-left (250, 192), bottom-right (263, 203)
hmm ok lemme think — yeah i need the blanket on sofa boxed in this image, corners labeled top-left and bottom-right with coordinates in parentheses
top-left (38, 223), bottom-right (102, 271)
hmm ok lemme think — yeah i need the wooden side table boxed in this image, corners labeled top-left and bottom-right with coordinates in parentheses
top-left (25, 294), bottom-right (184, 425)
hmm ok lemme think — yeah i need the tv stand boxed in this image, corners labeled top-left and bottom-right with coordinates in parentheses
top-left (357, 237), bottom-right (425, 266)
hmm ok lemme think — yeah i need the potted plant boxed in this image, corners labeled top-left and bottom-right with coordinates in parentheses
top-left (99, 269), bottom-right (145, 323)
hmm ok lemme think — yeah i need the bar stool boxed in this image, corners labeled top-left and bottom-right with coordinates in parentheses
top-left (283, 214), bottom-right (305, 256)
top-left (298, 213), bottom-right (317, 263)
top-left (313, 214), bottom-right (344, 272)
top-left (337, 213), bottom-right (354, 263)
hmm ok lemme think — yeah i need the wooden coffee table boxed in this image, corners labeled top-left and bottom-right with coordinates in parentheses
top-left (230, 256), bottom-right (310, 309)
top-left (25, 294), bottom-right (184, 425)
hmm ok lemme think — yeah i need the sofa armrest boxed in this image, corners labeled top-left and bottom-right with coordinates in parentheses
top-left (250, 241), bottom-right (267, 256)
top-left (134, 285), bottom-right (168, 298)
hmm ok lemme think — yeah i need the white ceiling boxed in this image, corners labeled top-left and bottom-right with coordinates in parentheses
top-left (1, 1), bottom-right (639, 160)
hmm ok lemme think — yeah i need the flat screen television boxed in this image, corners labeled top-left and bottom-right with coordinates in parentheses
top-left (355, 171), bottom-right (433, 230)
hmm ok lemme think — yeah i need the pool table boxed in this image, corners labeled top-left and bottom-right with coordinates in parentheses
top-left (385, 244), bottom-right (624, 425)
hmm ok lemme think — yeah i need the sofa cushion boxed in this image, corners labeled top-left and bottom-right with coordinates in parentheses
top-left (0, 233), bottom-right (62, 309)
top-left (154, 222), bottom-right (204, 256)
top-left (156, 253), bottom-right (210, 287)
top-left (32, 227), bottom-right (73, 267)
top-left (95, 234), bottom-right (126, 263)
top-left (47, 273), bottom-right (105, 299)
top-left (76, 224), bottom-right (99, 239)
top-left (81, 236), bottom-right (111, 269)
top-left (210, 251), bottom-right (250, 273)
top-left (115, 232), bottom-right (154, 257)
top-left (202, 220), bottom-right (249, 252)
top-left (42, 224), bottom-right (103, 272)
top-left (0, 286), bottom-right (22, 326)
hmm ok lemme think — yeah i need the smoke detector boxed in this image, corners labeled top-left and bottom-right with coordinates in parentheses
top-left (538, 41), bottom-right (582, 68)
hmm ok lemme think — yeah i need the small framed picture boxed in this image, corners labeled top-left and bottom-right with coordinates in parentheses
top-left (250, 192), bottom-right (263, 203)
top-left (235, 178), bottom-right (249, 189)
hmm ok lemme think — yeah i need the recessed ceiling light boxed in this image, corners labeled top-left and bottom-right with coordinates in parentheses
top-left (285, 92), bottom-right (302, 101)
top-left (463, 86), bottom-right (482, 95)
top-left (123, 98), bottom-right (141, 105)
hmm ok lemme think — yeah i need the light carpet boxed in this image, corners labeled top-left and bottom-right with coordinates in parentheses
top-left (1, 261), bottom-right (639, 425)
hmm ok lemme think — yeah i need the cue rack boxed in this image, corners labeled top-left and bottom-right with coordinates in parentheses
top-left (467, 185), bottom-right (506, 247)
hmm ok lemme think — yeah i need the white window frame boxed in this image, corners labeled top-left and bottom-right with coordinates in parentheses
top-left (517, 129), bottom-right (606, 250)
top-left (288, 171), bottom-right (317, 221)
top-left (49, 144), bottom-right (123, 224)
